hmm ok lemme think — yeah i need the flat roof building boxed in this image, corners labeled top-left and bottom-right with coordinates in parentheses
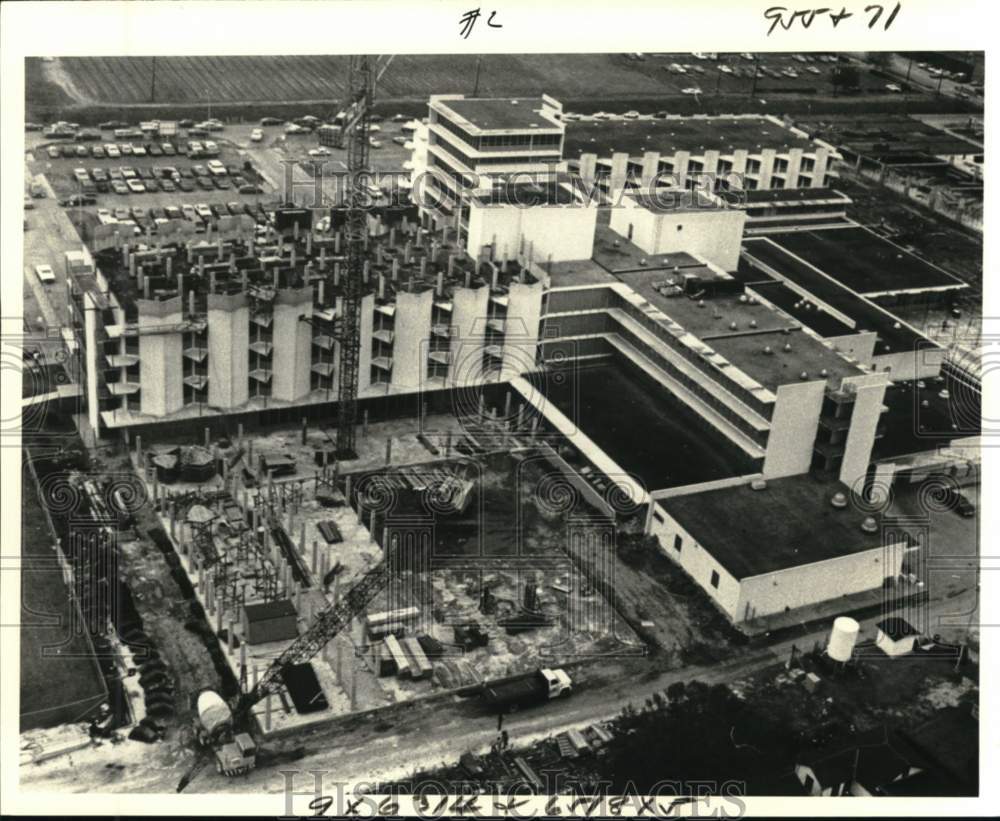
top-left (564, 115), bottom-right (840, 196)
top-left (649, 475), bottom-right (910, 623)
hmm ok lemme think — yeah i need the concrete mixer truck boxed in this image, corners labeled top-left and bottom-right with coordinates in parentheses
top-left (193, 690), bottom-right (257, 777)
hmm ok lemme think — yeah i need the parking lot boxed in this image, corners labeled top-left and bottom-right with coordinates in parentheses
top-left (604, 52), bottom-right (925, 103)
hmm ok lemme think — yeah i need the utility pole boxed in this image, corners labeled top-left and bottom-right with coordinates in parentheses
top-left (150, 56), bottom-right (157, 103)
top-left (749, 55), bottom-right (760, 97)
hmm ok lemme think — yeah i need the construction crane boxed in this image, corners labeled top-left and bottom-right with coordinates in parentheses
top-left (335, 54), bottom-right (393, 460)
top-left (176, 512), bottom-right (399, 792)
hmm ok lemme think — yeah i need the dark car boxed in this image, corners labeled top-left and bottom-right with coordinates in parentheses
top-left (165, 206), bottom-right (183, 220)
top-left (91, 168), bottom-right (110, 182)
top-left (161, 179), bottom-right (176, 192)
top-left (99, 120), bottom-right (129, 130)
top-left (178, 118), bottom-right (195, 128)
top-left (239, 183), bottom-right (263, 194)
top-left (138, 167), bottom-right (155, 180)
top-left (213, 176), bottom-right (231, 190)
top-left (226, 201), bottom-right (243, 215)
top-left (149, 206), bottom-right (167, 220)
top-left (25, 121), bottom-right (43, 131)
top-left (187, 127), bottom-right (209, 137)
top-left (196, 176), bottom-right (214, 191)
top-left (177, 178), bottom-right (195, 192)
top-left (60, 193), bottom-right (97, 206)
top-left (148, 143), bottom-right (163, 156)
top-left (162, 143), bottom-right (176, 156)
top-left (95, 180), bottom-right (110, 193)
top-left (178, 167), bottom-right (194, 178)
top-left (260, 116), bottom-right (284, 126)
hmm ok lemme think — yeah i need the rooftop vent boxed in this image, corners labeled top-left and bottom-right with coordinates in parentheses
top-left (800, 371), bottom-right (809, 380)
top-left (739, 294), bottom-right (748, 303)
top-left (830, 492), bottom-right (848, 509)
top-left (939, 388), bottom-right (950, 399)
top-left (749, 319), bottom-right (757, 328)
top-left (763, 345), bottom-right (773, 355)
top-left (784, 342), bottom-right (792, 352)
top-left (698, 299), bottom-right (705, 307)
top-left (639, 258), bottom-right (647, 266)
top-left (861, 516), bottom-right (878, 533)
top-left (893, 321), bottom-right (902, 329)
top-left (820, 368), bottom-right (828, 377)
top-left (729, 321), bottom-right (738, 330)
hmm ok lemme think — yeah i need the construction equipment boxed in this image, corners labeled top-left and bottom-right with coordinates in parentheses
top-left (334, 54), bottom-right (393, 459)
top-left (176, 494), bottom-right (403, 791)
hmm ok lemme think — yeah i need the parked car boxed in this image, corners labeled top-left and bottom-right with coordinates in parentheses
top-left (105, 144), bottom-right (121, 159)
top-left (161, 179), bottom-right (176, 192)
top-left (91, 168), bottom-right (110, 182)
top-left (164, 205), bottom-right (183, 220)
top-left (121, 167), bottom-right (137, 179)
top-left (126, 179), bottom-right (145, 193)
top-left (250, 128), bottom-right (263, 142)
top-left (192, 164), bottom-right (209, 177)
top-left (35, 264), bottom-right (57, 284)
top-left (162, 142), bottom-right (176, 156)
top-left (213, 177), bottom-right (231, 190)
top-left (177, 178), bottom-right (195, 192)
top-left (47, 145), bottom-right (62, 159)
top-left (239, 183), bottom-right (263, 194)
top-left (148, 143), bottom-right (163, 156)
top-left (196, 176), bottom-right (215, 191)
top-left (59, 193), bottom-right (97, 207)
top-left (260, 116), bottom-right (284, 126)
top-left (92, 144), bottom-right (106, 158)
top-left (885, 83), bottom-right (902, 92)
top-left (75, 145), bottom-right (90, 157)
top-left (178, 118), bottom-right (195, 128)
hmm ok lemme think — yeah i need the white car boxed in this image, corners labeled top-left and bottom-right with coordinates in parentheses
top-left (105, 144), bottom-right (121, 159)
top-left (807, 66), bottom-right (822, 75)
top-left (35, 264), bottom-right (56, 284)
top-left (368, 124), bottom-right (381, 133)
top-left (250, 128), bottom-right (263, 142)
top-left (623, 110), bottom-right (640, 119)
top-left (181, 204), bottom-right (198, 221)
top-left (126, 179), bottom-right (145, 193)
top-left (195, 203), bottom-right (214, 220)
top-left (681, 87), bottom-right (702, 95)
top-left (368, 138), bottom-right (382, 148)
top-left (131, 144), bottom-right (147, 156)
top-left (885, 83), bottom-right (902, 93)
top-left (308, 147), bottom-right (331, 157)
top-left (668, 63), bottom-right (687, 74)
top-left (719, 65), bottom-right (733, 74)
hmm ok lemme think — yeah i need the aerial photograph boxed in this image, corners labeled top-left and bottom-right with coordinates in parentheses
top-left (13, 43), bottom-right (983, 810)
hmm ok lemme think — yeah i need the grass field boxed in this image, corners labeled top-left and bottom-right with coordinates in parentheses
top-left (49, 54), bottom-right (674, 105)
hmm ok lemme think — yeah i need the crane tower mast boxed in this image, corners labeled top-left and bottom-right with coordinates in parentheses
top-left (335, 54), bottom-right (375, 459)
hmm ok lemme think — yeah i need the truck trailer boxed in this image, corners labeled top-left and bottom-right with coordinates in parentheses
top-left (477, 668), bottom-right (573, 712)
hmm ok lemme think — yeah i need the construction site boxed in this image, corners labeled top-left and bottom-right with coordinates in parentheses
top-left (15, 46), bottom-right (982, 802)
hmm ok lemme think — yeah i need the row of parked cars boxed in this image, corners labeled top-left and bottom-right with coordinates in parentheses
top-left (64, 163), bottom-right (263, 203)
top-left (96, 201), bottom-right (265, 236)
top-left (46, 140), bottom-right (224, 160)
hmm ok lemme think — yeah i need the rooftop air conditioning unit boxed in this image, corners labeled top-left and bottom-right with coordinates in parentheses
top-left (750, 479), bottom-right (767, 491)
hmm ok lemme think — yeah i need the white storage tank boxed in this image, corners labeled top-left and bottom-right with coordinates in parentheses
top-left (826, 616), bottom-right (860, 662)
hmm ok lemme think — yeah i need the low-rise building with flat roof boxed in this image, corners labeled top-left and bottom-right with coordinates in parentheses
top-left (649, 476), bottom-right (910, 623)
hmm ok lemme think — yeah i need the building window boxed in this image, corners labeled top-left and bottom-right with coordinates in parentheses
top-left (710, 570), bottom-right (720, 588)
top-left (673, 534), bottom-right (682, 551)
top-left (653, 510), bottom-right (664, 524)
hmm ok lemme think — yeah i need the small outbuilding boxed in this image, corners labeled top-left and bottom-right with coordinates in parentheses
top-left (242, 600), bottom-right (299, 646)
top-left (875, 617), bottom-right (919, 657)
